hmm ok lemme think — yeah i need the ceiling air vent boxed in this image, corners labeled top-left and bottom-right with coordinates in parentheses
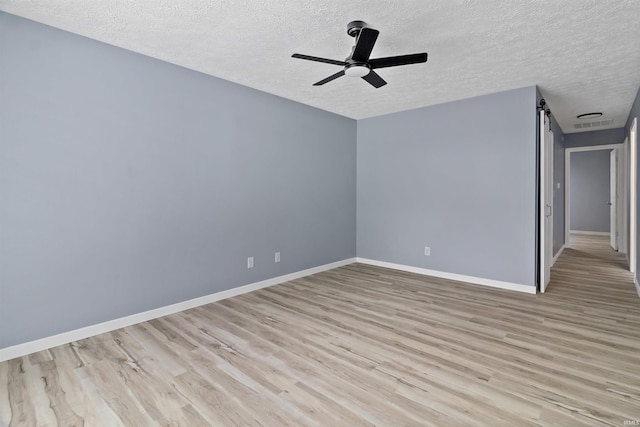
top-left (572, 119), bottom-right (612, 129)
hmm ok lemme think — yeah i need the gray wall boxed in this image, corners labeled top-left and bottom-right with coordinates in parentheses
top-left (569, 150), bottom-right (611, 233)
top-left (625, 85), bottom-right (640, 285)
top-left (357, 86), bottom-right (537, 287)
top-left (564, 128), bottom-right (625, 148)
top-left (0, 13), bottom-right (357, 349)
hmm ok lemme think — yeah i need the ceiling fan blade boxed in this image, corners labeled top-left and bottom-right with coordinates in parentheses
top-left (351, 28), bottom-right (379, 62)
top-left (369, 53), bottom-right (428, 69)
top-left (292, 54), bottom-right (347, 66)
top-left (362, 70), bottom-right (387, 88)
top-left (313, 70), bottom-right (346, 86)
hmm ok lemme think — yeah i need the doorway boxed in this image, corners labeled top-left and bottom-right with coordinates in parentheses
top-left (565, 144), bottom-right (627, 260)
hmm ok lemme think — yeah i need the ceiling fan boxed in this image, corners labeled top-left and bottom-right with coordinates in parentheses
top-left (292, 20), bottom-right (428, 88)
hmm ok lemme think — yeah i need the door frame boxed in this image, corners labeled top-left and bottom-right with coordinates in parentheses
top-left (630, 118), bottom-right (637, 273)
top-left (610, 148), bottom-right (618, 250)
top-left (564, 144), bottom-right (622, 248)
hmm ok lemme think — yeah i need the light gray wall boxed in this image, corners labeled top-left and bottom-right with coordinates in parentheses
top-left (569, 150), bottom-right (611, 233)
top-left (564, 128), bottom-right (625, 148)
top-left (624, 85), bottom-right (640, 285)
top-left (357, 86), bottom-right (538, 287)
top-left (0, 13), bottom-right (356, 349)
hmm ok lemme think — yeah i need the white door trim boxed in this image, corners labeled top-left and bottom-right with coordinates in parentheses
top-left (610, 148), bottom-right (618, 250)
top-left (564, 143), bottom-right (622, 247)
top-left (630, 118), bottom-right (637, 273)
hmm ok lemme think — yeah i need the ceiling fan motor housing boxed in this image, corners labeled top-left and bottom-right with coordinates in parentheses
top-left (347, 20), bottom-right (368, 37)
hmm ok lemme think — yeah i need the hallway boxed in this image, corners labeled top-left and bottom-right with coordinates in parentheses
top-left (550, 234), bottom-right (636, 300)
top-left (537, 234), bottom-right (640, 424)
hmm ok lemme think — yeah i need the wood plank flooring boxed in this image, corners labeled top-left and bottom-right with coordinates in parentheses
top-left (2, 235), bottom-right (640, 426)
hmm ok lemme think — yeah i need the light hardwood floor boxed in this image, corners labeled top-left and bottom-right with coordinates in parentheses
top-left (2, 235), bottom-right (640, 426)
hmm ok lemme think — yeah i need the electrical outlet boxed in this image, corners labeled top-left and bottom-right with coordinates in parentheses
top-left (247, 257), bottom-right (254, 269)
top-left (424, 246), bottom-right (431, 256)
top-left (275, 252), bottom-right (281, 263)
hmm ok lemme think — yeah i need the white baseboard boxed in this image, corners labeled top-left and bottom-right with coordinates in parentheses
top-left (635, 276), bottom-right (640, 299)
top-left (0, 258), bottom-right (356, 362)
top-left (570, 230), bottom-right (610, 236)
top-left (355, 258), bottom-right (536, 294)
top-left (551, 245), bottom-right (565, 266)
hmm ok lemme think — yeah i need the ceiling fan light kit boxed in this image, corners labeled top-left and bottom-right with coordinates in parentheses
top-left (576, 112), bottom-right (603, 119)
top-left (344, 64), bottom-right (370, 77)
top-left (292, 20), bottom-right (428, 88)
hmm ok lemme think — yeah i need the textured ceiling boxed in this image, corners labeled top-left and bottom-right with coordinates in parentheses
top-left (2, 0), bottom-right (640, 133)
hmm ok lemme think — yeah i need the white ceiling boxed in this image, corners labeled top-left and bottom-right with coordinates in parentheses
top-left (2, 0), bottom-right (640, 134)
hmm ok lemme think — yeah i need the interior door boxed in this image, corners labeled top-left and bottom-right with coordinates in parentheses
top-left (620, 139), bottom-right (629, 255)
top-left (610, 149), bottom-right (618, 250)
top-left (539, 111), bottom-right (553, 292)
